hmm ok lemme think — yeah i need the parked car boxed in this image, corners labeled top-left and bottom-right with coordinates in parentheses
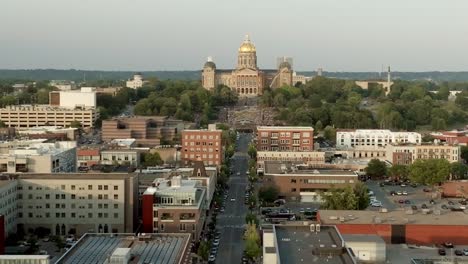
top-left (421, 204), bottom-right (428, 209)
top-left (404, 200), bottom-right (411, 204)
top-left (402, 191), bottom-right (408, 195)
top-left (448, 200), bottom-right (455, 206)
top-left (400, 183), bottom-right (407, 187)
top-left (396, 191), bottom-right (403, 195)
top-left (463, 249), bottom-right (468, 256)
top-left (430, 199), bottom-right (436, 205)
top-left (410, 183), bottom-right (418, 188)
top-left (371, 201), bottom-right (382, 207)
top-left (443, 242), bottom-right (454, 248)
top-left (411, 205), bottom-right (417, 210)
top-left (379, 182), bottom-right (385, 187)
top-left (438, 248), bottom-right (446, 256)
top-left (441, 204), bottom-right (449, 210)
top-left (455, 249), bottom-right (463, 256)
top-left (390, 191), bottom-right (396, 196)
top-left (423, 188), bottom-right (431, 192)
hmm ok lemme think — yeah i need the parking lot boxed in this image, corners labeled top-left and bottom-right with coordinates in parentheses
top-left (366, 180), bottom-right (466, 213)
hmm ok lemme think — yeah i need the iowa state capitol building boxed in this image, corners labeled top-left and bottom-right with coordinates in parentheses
top-left (201, 35), bottom-right (307, 97)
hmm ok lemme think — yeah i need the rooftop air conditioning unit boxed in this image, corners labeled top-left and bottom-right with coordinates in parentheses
top-left (315, 224), bottom-right (320, 232)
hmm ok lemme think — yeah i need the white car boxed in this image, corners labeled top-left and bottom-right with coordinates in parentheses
top-left (237, 172), bottom-right (240, 176)
top-left (371, 201), bottom-right (382, 207)
top-left (368, 191), bottom-right (374, 196)
top-left (230, 198), bottom-right (236, 202)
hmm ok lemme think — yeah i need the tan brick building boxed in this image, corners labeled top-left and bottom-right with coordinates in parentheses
top-left (142, 176), bottom-right (207, 241)
top-left (387, 144), bottom-right (460, 165)
top-left (102, 116), bottom-right (181, 147)
top-left (181, 125), bottom-right (223, 166)
top-left (256, 126), bottom-right (314, 151)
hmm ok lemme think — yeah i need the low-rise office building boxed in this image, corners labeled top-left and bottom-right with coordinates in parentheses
top-left (0, 105), bottom-right (98, 128)
top-left (76, 148), bottom-right (101, 168)
top-left (387, 143), bottom-right (460, 165)
top-left (126, 73), bottom-right (146, 89)
top-left (142, 176), bottom-right (207, 240)
top-left (336, 129), bottom-right (421, 148)
top-left (256, 151), bottom-right (325, 170)
top-left (0, 141), bottom-right (77, 173)
top-left (17, 126), bottom-right (78, 141)
top-left (16, 173), bottom-right (138, 235)
top-left (100, 149), bottom-right (141, 167)
top-left (263, 161), bottom-right (358, 202)
top-left (256, 126), bottom-right (314, 151)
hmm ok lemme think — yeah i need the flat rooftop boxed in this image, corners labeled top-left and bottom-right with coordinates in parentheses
top-left (274, 225), bottom-right (355, 264)
top-left (257, 126), bottom-right (314, 131)
top-left (319, 209), bottom-right (468, 225)
top-left (264, 161), bottom-right (357, 176)
top-left (56, 233), bottom-right (190, 264)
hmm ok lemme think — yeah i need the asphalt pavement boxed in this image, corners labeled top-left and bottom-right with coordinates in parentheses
top-left (216, 133), bottom-right (251, 264)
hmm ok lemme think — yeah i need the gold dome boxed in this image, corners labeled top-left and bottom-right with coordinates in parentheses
top-left (238, 35), bottom-right (256, 52)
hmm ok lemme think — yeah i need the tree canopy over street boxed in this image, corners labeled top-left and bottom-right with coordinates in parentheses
top-left (408, 159), bottom-right (451, 186)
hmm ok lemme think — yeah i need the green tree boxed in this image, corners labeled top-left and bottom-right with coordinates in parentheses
top-left (69, 120), bottom-right (82, 128)
top-left (197, 241), bottom-right (210, 261)
top-left (245, 213), bottom-right (259, 226)
top-left (248, 143), bottom-right (257, 159)
top-left (323, 125), bottom-right (336, 142)
top-left (244, 223), bottom-right (261, 259)
top-left (365, 159), bottom-right (387, 179)
top-left (409, 159), bottom-right (451, 186)
top-left (461, 146), bottom-right (468, 163)
top-left (258, 186), bottom-right (279, 203)
top-left (142, 152), bottom-right (164, 167)
top-left (322, 186), bottom-right (358, 210)
top-left (388, 164), bottom-right (409, 181)
top-left (315, 120), bottom-right (323, 131)
top-left (354, 182), bottom-right (370, 210)
top-left (450, 162), bottom-right (468, 180)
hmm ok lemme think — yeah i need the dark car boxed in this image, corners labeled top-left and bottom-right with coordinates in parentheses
top-left (379, 182), bottom-right (385, 187)
top-left (404, 200), bottom-right (411, 204)
top-left (443, 242), bottom-right (454, 248)
top-left (455, 249), bottom-right (463, 256)
top-left (411, 183), bottom-right (418, 188)
top-left (423, 188), bottom-right (431, 192)
top-left (441, 204), bottom-right (449, 210)
top-left (390, 191), bottom-right (396, 196)
top-left (430, 199), bottom-right (436, 205)
top-left (448, 201), bottom-right (455, 205)
top-left (421, 204), bottom-right (428, 209)
top-left (460, 200), bottom-right (467, 205)
top-left (411, 205), bottom-right (417, 210)
top-left (438, 248), bottom-right (446, 255)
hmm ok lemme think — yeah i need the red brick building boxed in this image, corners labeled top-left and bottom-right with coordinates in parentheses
top-left (181, 125), bottom-right (223, 166)
top-left (256, 126), bottom-right (314, 151)
top-left (319, 210), bottom-right (468, 245)
top-left (141, 177), bottom-right (207, 241)
top-left (76, 148), bottom-right (101, 168)
top-left (431, 130), bottom-right (468, 145)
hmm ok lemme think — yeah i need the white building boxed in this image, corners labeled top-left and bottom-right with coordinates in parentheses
top-left (100, 149), bottom-right (141, 167)
top-left (126, 73), bottom-right (146, 89)
top-left (49, 87), bottom-right (96, 108)
top-left (0, 141), bottom-right (77, 173)
top-left (0, 255), bottom-right (50, 264)
top-left (0, 178), bottom-right (19, 237)
top-left (49, 80), bottom-right (76, 91)
top-left (336, 129), bottom-right (421, 148)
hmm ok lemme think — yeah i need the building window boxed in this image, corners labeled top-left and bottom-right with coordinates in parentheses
top-left (88, 185), bottom-right (93, 190)
top-left (291, 188), bottom-right (296, 192)
top-left (88, 213), bottom-right (93, 218)
top-left (71, 185), bottom-right (75, 190)
top-left (104, 185), bottom-right (108, 190)
top-left (114, 213), bottom-right (118, 218)
top-left (291, 179), bottom-right (296, 183)
top-left (180, 224), bottom-right (186, 231)
top-left (114, 204), bottom-right (118, 209)
top-left (55, 194), bottom-right (60, 199)
top-left (61, 185), bottom-right (65, 190)
top-left (114, 186), bottom-right (118, 191)
top-left (160, 224), bottom-right (164, 231)
top-left (114, 194), bottom-right (118, 200)
top-left (88, 194), bottom-right (92, 199)
top-left (88, 204), bottom-right (93, 209)
top-left (71, 194), bottom-right (76, 199)
top-left (61, 194), bottom-right (66, 199)
top-left (45, 194), bottom-right (50, 199)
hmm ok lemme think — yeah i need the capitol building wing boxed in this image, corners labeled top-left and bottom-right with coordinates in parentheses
top-left (201, 35), bottom-right (305, 97)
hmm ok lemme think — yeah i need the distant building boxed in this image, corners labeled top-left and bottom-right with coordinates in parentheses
top-left (201, 35), bottom-right (307, 97)
top-left (256, 151), bottom-right (325, 170)
top-left (0, 105), bottom-right (98, 128)
top-left (0, 255), bottom-right (50, 264)
top-left (17, 126), bottom-right (78, 141)
top-left (336, 129), bottom-right (421, 148)
top-left (0, 179), bottom-right (19, 237)
top-left (142, 176), bottom-right (207, 240)
top-left (181, 124), bottom-right (223, 166)
top-left (256, 126), bottom-right (314, 151)
top-left (263, 161), bottom-right (358, 202)
top-left (55, 233), bottom-right (191, 264)
top-left (49, 87), bottom-right (97, 108)
top-left (102, 116), bottom-right (182, 147)
top-left (431, 129), bottom-right (468, 146)
top-left (126, 73), bottom-right (146, 89)
top-left (49, 80), bottom-right (76, 91)
top-left (0, 141), bottom-right (77, 173)
top-left (355, 66), bottom-right (393, 95)
top-left (95, 86), bottom-right (123, 97)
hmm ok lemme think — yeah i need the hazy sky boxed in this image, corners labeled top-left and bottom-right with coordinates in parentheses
top-left (1, 0), bottom-right (467, 71)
